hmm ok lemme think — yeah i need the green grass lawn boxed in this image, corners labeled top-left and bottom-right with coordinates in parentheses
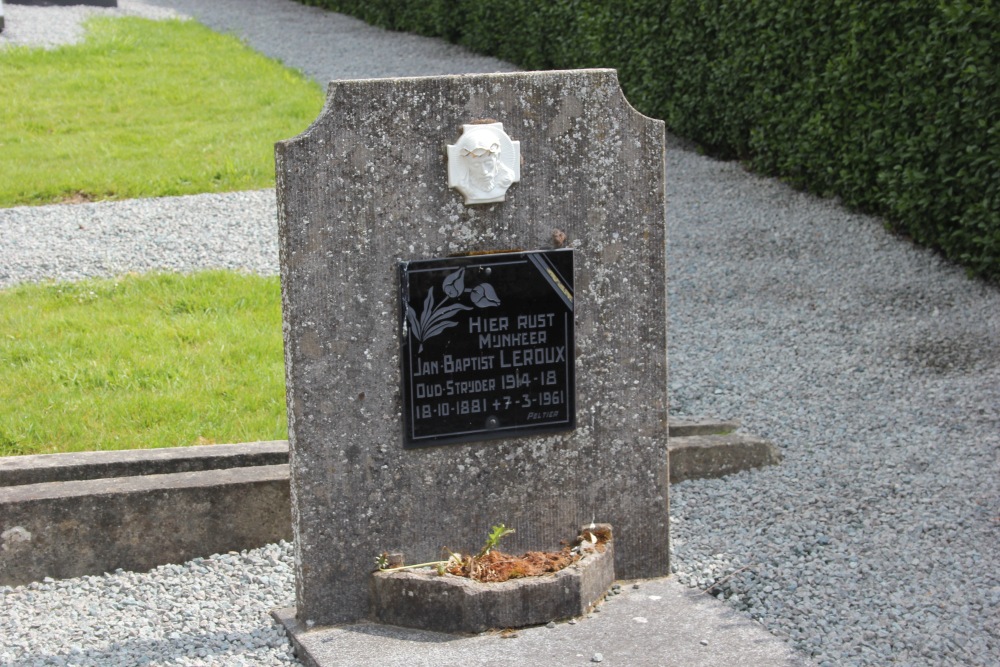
top-left (0, 16), bottom-right (324, 206)
top-left (0, 16), bottom-right (327, 455)
top-left (0, 272), bottom-right (286, 456)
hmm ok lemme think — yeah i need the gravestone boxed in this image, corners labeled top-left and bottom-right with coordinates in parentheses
top-left (277, 69), bottom-right (668, 628)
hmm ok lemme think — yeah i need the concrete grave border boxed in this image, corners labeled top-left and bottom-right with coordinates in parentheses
top-left (0, 420), bottom-right (775, 587)
top-left (0, 418), bottom-right (780, 586)
top-left (0, 442), bottom-right (290, 587)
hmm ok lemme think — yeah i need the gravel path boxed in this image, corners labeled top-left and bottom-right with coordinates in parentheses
top-left (131, 0), bottom-right (518, 82)
top-left (2, 2), bottom-right (998, 667)
top-left (0, 191), bottom-right (279, 289)
top-left (2, 543), bottom-right (297, 666)
top-left (665, 157), bottom-right (999, 667)
top-left (0, 0), bottom-right (182, 49)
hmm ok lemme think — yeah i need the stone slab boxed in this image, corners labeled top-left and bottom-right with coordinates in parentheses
top-left (0, 441), bottom-right (288, 487)
top-left (6, 1), bottom-right (116, 6)
top-left (668, 416), bottom-right (739, 438)
top-left (668, 433), bottom-right (781, 483)
top-left (277, 69), bottom-right (669, 627)
top-left (272, 576), bottom-right (810, 667)
top-left (370, 530), bottom-right (614, 633)
top-left (0, 465), bottom-right (290, 586)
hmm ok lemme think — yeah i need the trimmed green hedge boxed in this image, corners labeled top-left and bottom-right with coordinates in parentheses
top-left (299, 0), bottom-right (999, 282)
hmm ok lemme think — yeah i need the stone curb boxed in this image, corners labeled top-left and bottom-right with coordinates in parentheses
top-left (5, 0), bottom-right (117, 7)
top-left (0, 419), bottom-right (777, 586)
top-left (669, 433), bottom-right (781, 484)
top-left (1, 417), bottom-right (778, 489)
top-left (0, 440), bottom-right (289, 486)
top-left (668, 417), bottom-right (740, 438)
top-left (0, 464), bottom-right (291, 587)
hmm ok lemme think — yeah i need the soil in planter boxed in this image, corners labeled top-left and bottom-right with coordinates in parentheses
top-left (445, 525), bottom-right (611, 583)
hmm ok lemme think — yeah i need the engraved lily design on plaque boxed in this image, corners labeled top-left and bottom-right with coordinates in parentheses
top-left (407, 268), bottom-right (500, 353)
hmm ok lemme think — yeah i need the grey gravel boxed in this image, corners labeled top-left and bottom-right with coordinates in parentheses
top-left (0, 0), bottom-right (183, 50)
top-left (2, 2), bottom-right (998, 667)
top-left (0, 190), bottom-right (279, 289)
top-left (666, 153), bottom-right (999, 666)
top-left (1, 542), bottom-right (297, 666)
top-left (135, 0), bottom-right (518, 82)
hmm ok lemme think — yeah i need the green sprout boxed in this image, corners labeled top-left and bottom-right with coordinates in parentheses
top-left (477, 524), bottom-right (516, 559)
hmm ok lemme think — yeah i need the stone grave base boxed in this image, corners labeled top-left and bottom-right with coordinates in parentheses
top-left (369, 525), bottom-right (615, 634)
top-left (271, 573), bottom-right (810, 667)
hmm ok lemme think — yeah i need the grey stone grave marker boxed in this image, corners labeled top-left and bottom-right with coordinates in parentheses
top-left (277, 69), bottom-right (668, 628)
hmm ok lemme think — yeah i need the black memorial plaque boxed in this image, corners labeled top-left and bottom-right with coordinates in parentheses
top-left (399, 249), bottom-right (575, 448)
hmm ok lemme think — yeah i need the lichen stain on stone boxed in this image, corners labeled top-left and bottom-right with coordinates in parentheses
top-left (1, 526), bottom-right (32, 551)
